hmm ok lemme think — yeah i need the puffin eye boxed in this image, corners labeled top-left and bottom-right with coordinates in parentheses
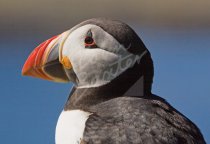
top-left (85, 36), bottom-right (94, 44)
top-left (84, 30), bottom-right (97, 48)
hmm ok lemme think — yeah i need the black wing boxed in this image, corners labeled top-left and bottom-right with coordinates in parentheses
top-left (82, 96), bottom-right (206, 144)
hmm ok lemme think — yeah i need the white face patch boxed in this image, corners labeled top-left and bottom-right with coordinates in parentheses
top-left (62, 24), bottom-right (142, 88)
top-left (55, 110), bottom-right (92, 144)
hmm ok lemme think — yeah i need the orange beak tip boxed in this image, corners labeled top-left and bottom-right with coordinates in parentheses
top-left (21, 35), bottom-right (58, 80)
top-left (21, 68), bottom-right (31, 76)
top-left (22, 33), bottom-right (71, 83)
top-left (22, 56), bottom-right (34, 76)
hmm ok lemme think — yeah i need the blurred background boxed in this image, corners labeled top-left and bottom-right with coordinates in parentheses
top-left (0, 0), bottom-right (209, 143)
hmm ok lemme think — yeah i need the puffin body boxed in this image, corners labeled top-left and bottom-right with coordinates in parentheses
top-left (22, 18), bottom-right (206, 144)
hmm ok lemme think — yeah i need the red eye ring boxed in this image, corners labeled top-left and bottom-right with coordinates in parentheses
top-left (85, 36), bottom-right (94, 44)
top-left (84, 36), bottom-right (97, 48)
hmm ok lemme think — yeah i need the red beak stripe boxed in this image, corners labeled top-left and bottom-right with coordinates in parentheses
top-left (22, 35), bottom-right (59, 80)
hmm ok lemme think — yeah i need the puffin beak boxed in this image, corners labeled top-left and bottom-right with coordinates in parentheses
top-left (22, 30), bottom-right (72, 83)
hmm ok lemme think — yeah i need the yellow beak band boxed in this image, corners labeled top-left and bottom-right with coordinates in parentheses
top-left (61, 56), bottom-right (72, 69)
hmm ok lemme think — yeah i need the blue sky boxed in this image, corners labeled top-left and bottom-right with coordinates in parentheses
top-left (0, 27), bottom-right (209, 143)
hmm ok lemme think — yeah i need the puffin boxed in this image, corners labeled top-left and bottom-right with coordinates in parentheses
top-left (22, 18), bottom-right (206, 144)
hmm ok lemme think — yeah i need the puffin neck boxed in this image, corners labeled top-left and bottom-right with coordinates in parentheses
top-left (64, 62), bottom-right (152, 111)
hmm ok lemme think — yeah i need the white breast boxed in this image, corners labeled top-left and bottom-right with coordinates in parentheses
top-left (55, 110), bottom-right (92, 144)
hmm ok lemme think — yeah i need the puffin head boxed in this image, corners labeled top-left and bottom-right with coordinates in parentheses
top-left (22, 18), bottom-right (153, 94)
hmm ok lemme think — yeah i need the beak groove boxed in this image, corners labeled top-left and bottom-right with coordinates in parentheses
top-left (22, 30), bottom-right (71, 82)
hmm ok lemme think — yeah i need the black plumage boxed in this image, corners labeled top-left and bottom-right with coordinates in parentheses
top-left (65, 85), bottom-right (205, 144)
top-left (84, 96), bottom-right (204, 144)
